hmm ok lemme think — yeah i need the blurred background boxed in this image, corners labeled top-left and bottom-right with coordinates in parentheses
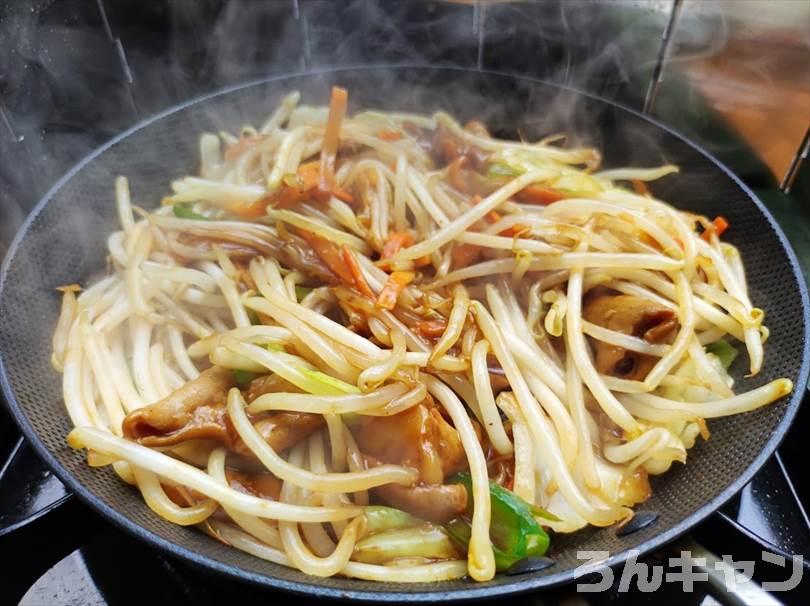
top-left (1, 0), bottom-right (808, 270)
top-left (0, 1), bottom-right (808, 604)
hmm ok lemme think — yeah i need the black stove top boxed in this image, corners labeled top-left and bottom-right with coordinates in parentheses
top-left (1, 1), bottom-right (809, 604)
top-left (1, 420), bottom-right (808, 604)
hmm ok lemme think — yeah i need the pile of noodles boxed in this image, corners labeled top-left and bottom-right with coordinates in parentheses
top-left (53, 88), bottom-right (792, 582)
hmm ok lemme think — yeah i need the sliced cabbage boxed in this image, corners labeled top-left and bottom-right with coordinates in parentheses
top-left (592, 457), bottom-right (651, 509)
top-left (166, 177), bottom-right (264, 206)
top-left (364, 506), bottom-right (423, 534)
top-left (705, 339), bottom-right (739, 370)
top-left (488, 148), bottom-right (605, 196)
top-left (299, 368), bottom-right (360, 395)
top-left (660, 356), bottom-right (731, 403)
top-left (352, 526), bottom-right (457, 564)
top-left (539, 491), bottom-right (589, 534)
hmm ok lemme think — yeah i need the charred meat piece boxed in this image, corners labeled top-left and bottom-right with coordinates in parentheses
top-left (177, 235), bottom-right (262, 261)
top-left (243, 374), bottom-right (300, 403)
top-left (225, 469), bottom-right (282, 500)
top-left (122, 366), bottom-right (235, 442)
top-left (362, 454), bottom-right (469, 524)
top-left (161, 483), bottom-right (207, 507)
top-left (178, 230), bottom-right (337, 285)
top-left (239, 412), bottom-right (324, 458)
top-left (354, 397), bottom-right (467, 486)
top-left (445, 156), bottom-right (501, 197)
top-left (487, 364), bottom-right (511, 393)
top-left (402, 121), bottom-right (436, 157)
top-left (431, 124), bottom-right (490, 169)
top-left (278, 230), bottom-right (340, 285)
top-left (121, 367), bottom-right (323, 455)
top-left (583, 291), bottom-right (678, 381)
top-left (402, 120), bottom-right (490, 170)
top-left (373, 481), bottom-right (468, 524)
top-left (488, 456), bottom-right (515, 491)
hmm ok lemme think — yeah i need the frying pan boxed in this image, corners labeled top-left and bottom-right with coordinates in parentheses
top-left (1, 67), bottom-right (808, 602)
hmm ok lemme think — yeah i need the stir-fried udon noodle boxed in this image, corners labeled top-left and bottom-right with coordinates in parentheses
top-left (53, 87), bottom-right (793, 582)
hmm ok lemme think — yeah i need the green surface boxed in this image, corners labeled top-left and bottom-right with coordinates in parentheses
top-left (756, 188), bottom-right (810, 286)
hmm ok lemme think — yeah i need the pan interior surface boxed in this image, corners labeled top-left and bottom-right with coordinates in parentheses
top-left (0, 67), bottom-right (807, 602)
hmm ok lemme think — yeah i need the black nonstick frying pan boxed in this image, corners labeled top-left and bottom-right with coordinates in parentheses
top-left (1, 67), bottom-right (808, 602)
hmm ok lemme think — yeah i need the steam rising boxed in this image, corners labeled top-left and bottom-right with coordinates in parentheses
top-left (0, 1), bottom-right (680, 263)
top-left (0, 1), bottom-right (805, 583)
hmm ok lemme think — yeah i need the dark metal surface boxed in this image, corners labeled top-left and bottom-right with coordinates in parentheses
top-left (8, 465), bottom-right (803, 606)
top-left (0, 0), bottom-right (672, 248)
top-left (642, 0), bottom-right (683, 113)
top-left (782, 127), bottom-right (810, 194)
top-left (1, 66), bottom-right (808, 602)
top-left (0, 436), bottom-right (70, 537)
top-left (718, 454), bottom-right (810, 563)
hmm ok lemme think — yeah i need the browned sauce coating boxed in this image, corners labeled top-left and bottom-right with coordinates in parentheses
top-left (362, 454), bottom-right (468, 524)
top-left (122, 366), bottom-right (235, 441)
top-left (373, 481), bottom-right (468, 524)
top-left (355, 398), bottom-right (467, 486)
top-left (583, 291), bottom-right (678, 381)
top-left (178, 230), bottom-right (337, 284)
top-left (121, 367), bottom-right (473, 525)
top-left (225, 468), bottom-right (282, 500)
top-left (121, 367), bottom-right (324, 457)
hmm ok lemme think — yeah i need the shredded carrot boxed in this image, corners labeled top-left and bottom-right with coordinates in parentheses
top-left (376, 271), bottom-right (414, 310)
top-left (297, 161), bottom-right (321, 190)
top-left (381, 231), bottom-right (415, 260)
top-left (484, 210), bottom-right (501, 224)
top-left (714, 215), bottom-right (730, 236)
top-left (640, 232), bottom-right (660, 251)
top-left (320, 86), bottom-right (348, 195)
top-left (413, 255), bottom-right (432, 268)
top-left (330, 184), bottom-right (354, 204)
top-left (273, 186), bottom-right (303, 209)
top-left (298, 230), bottom-right (354, 285)
top-left (516, 185), bottom-right (565, 205)
top-left (452, 243), bottom-right (482, 268)
top-left (377, 129), bottom-right (403, 141)
top-left (225, 198), bottom-right (268, 218)
top-left (631, 179), bottom-right (651, 196)
top-left (414, 319), bottom-right (447, 338)
top-left (271, 162), bottom-right (321, 208)
top-left (701, 216), bottom-right (729, 241)
top-left (500, 224), bottom-right (529, 238)
top-left (271, 161), bottom-right (353, 207)
top-left (482, 208), bottom-right (525, 237)
top-left (342, 245), bottom-right (375, 299)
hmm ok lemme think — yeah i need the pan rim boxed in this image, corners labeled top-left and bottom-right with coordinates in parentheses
top-left (1, 64), bottom-right (808, 602)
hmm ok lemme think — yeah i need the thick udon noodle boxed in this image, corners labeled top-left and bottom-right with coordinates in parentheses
top-left (55, 89), bottom-right (792, 582)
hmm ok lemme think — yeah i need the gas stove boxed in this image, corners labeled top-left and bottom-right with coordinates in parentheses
top-left (1, 1), bottom-right (808, 604)
top-left (2, 416), bottom-right (808, 604)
